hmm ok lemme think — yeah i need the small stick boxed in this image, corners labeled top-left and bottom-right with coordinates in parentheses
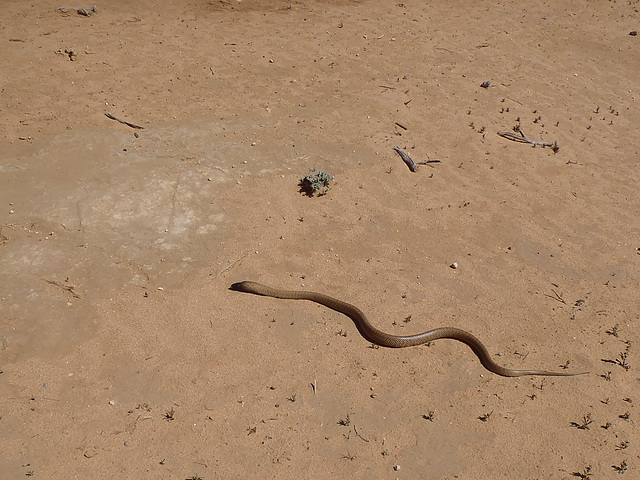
top-left (544, 288), bottom-right (566, 304)
top-left (105, 112), bottom-right (144, 130)
top-left (378, 85), bottom-right (396, 90)
top-left (353, 425), bottom-right (370, 442)
top-left (201, 251), bottom-right (250, 288)
top-left (497, 127), bottom-right (556, 149)
top-left (416, 159), bottom-right (441, 168)
top-left (497, 130), bottom-right (553, 146)
top-left (395, 122), bottom-right (408, 130)
top-left (393, 146), bottom-right (418, 172)
top-left (46, 279), bottom-right (81, 299)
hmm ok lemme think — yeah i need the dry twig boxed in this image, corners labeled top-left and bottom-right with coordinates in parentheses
top-left (105, 112), bottom-right (144, 129)
top-left (497, 126), bottom-right (558, 151)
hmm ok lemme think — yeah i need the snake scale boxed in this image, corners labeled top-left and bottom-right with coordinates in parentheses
top-left (230, 281), bottom-right (588, 378)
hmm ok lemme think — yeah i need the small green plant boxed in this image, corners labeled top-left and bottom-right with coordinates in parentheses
top-left (572, 466), bottom-right (592, 479)
top-left (570, 414), bottom-right (593, 430)
top-left (164, 407), bottom-right (175, 421)
top-left (422, 411), bottom-right (435, 421)
top-left (299, 167), bottom-right (332, 196)
top-left (615, 440), bottom-right (629, 451)
top-left (478, 410), bottom-right (493, 422)
top-left (338, 413), bottom-right (351, 426)
top-left (612, 460), bottom-right (628, 474)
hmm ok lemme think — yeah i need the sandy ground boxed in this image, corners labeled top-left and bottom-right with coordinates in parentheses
top-left (1, 1), bottom-right (639, 478)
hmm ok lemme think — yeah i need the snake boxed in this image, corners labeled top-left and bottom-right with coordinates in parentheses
top-left (230, 281), bottom-right (588, 378)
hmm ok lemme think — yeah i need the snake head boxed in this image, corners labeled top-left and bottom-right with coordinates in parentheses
top-left (229, 281), bottom-right (265, 294)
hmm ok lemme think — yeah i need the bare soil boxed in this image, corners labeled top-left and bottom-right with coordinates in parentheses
top-left (1, 1), bottom-right (639, 479)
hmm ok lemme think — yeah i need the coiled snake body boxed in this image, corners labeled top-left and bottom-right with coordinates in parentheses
top-left (230, 281), bottom-right (587, 378)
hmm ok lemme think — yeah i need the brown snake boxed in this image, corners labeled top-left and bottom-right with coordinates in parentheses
top-left (230, 281), bottom-right (588, 378)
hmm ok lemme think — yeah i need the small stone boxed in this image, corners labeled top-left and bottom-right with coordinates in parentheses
top-left (450, 263), bottom-right (458, 269)
top-left (394, 465), bottom-right (401, 471)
